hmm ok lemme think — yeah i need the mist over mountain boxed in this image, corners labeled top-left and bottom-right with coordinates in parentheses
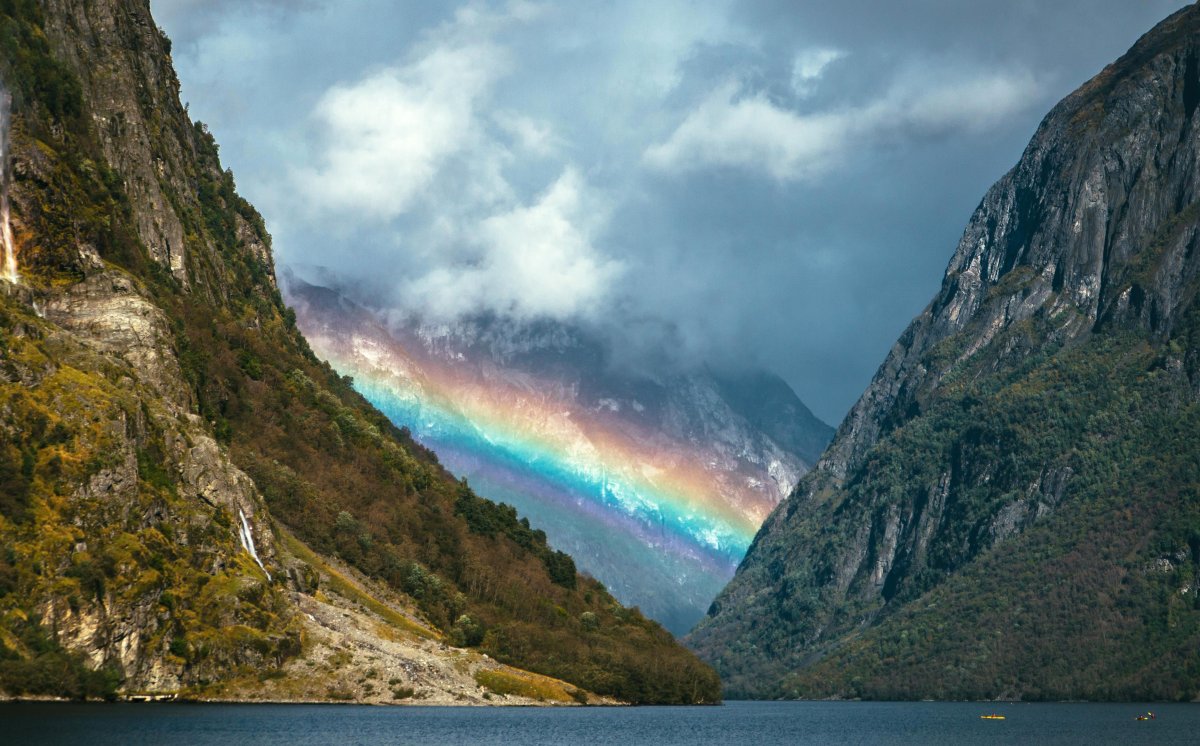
top-left (286, 276), bottom-right (832, 634)
top-left (157, 0), bottom-right (1192, 426)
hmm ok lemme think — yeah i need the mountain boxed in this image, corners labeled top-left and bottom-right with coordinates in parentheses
top-left (0, 0), bottom-right (718, 704)
top-left (689, 4), bottom-right (1200, 701)
top-left (286, 279), bottom-right (833, 634)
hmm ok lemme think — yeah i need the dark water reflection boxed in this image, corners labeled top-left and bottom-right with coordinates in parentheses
top-left (3, 699), bottom-right (1196, 745)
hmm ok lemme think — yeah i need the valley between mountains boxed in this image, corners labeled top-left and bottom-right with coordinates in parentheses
top-left (2, 0), bottom-right (1200, 707)
top-left (285, 279), bottom-right (831, 636)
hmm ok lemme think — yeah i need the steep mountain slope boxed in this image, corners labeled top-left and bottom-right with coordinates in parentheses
top-left (287, 280), bottom-right (832, 634)
top-left (689, 4), bottom-right (1200, 700)
top-left (0, 0), bottom-right (717, 704)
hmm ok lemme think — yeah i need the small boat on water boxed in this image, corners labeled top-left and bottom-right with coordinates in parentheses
top-left (980, 714), bottom-right (1006, 720)
top-left (1135, 712), bottom-right (1156, 721)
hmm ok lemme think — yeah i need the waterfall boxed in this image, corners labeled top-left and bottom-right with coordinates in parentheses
top-left (0, 90), bottom-right (17, 285)
top-left (1, 193), bottom-right (16, 284)
top-left (238, 507), bottom-right (271, 580)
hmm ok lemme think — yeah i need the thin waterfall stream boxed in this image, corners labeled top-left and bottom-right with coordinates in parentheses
top-left (0, 91), bottom-right (18, 284)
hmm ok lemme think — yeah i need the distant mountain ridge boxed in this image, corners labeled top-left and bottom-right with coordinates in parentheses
top-left (287, 278), bottom-right (833, 633)
top-left (689, 3), bottom-right (1200, 700)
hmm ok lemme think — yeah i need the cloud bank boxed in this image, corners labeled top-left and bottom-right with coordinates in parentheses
top-left (155, 0), bottom-right (1190, 422)
top-left (298, 43), bottom-right (505, 219)
top-left (403, 168), bottom-right (622, 320)
top-left (645, 67), bottom-right (1041, 181)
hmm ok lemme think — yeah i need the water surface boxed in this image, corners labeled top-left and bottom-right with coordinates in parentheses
top-left (4, 700), bottom-right (1195, 745)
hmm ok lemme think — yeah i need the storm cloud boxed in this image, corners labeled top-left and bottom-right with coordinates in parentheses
top-left (153, 0), bottom-right (1190, 423)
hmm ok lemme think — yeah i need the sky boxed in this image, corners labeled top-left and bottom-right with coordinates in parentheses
top-left (153, 0), bottom-right (1191, 425)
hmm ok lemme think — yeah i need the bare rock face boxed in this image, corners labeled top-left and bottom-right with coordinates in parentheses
top-left (39, 0), bottom-right (192, 283)
top-left (34, 0), bottom-right (277, 295)
top-left (0, 0), bottom-right (291, 696)
top-left (2, 1), bottom-right (721, 706)
top-left (7, 284), bottom-right (284, 691)
top-left (689, 5), bottom-right (1200, 699)
top-left (39, 265), bottom-right (277, 564)
top-left (822, 10), bottom-right (1200, 483)
top-left (44, 271), bottom-right (192, 407)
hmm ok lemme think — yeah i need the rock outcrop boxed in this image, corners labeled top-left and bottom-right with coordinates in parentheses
top-left (689, 3), bottom-right (1200, 701)
top-left (40, 0), bottom-right (196, 283)
top-left (0, 0), bottom-right (719, 705)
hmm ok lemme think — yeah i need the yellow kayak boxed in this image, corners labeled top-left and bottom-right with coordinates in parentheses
top-left (980, 714), bottom-right (1006, 720)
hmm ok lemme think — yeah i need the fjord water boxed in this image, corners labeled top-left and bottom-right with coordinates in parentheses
top-left (5, 701), bottom-right (1197, 745)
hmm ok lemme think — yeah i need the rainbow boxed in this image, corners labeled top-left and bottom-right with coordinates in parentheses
top-left (295, 302), bottom-right (780, 631)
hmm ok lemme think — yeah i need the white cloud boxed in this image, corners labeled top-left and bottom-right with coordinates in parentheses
top-left (161, 0), bottom-right (1183, 422)
top-left (403, 168), bottom-right (623, 320)
top-left (289, 2), bottom-right (623, 323)
top-left (296, 41), bottom-right (504, 219)
top-left (645, 67), bottom-right (1041, 182)
top-left (644, 82), bottom-right (846, 181)
top-left (791, 48), bottom-right (845, 97)
top-left (493, 110), bottom-right (560, 156)
top-left (502, 0), bottom-right (545, 23)
top-left (152, 0), bottom-right (315, 47)
top-left (887, 72), bottom-right (1041, 135)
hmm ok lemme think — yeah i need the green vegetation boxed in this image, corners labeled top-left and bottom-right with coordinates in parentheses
top-left (0, 615), bottom-right (120, 700)
top-left (0, 2), bottom-right (142, 285)
top-left (455, 487), bottom-right (577, 589)
top-left (0, 1), bottom-right (82, 123)
top-left (473, 668), bottom-right (577, 703)
top-left (0, 291), bottom-right (301, 698)
top-left (0, 0), bottom-right (718, 704)
top-left (277, 527), bottom-right (438, 641)
top-left (708, 292), bottom-right (1200, 699)
top-left (775, 325), bottom-right (1200, 700)
top-left (391, 684), bottom-right (416, 700)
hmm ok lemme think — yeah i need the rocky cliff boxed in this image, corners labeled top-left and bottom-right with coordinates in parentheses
top-left (689, 3), bottom-right (1200, 700)
top-left (0, 0), bottom-right (717, 704)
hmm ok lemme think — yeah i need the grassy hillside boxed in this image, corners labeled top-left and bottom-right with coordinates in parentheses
top-left (0, 0), bottom-right (718, 704)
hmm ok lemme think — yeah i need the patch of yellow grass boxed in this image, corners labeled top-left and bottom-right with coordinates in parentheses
top-left (278, 527), bottom-right (440, 641)
top-left (473, 668), bottom-right (578, 703)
